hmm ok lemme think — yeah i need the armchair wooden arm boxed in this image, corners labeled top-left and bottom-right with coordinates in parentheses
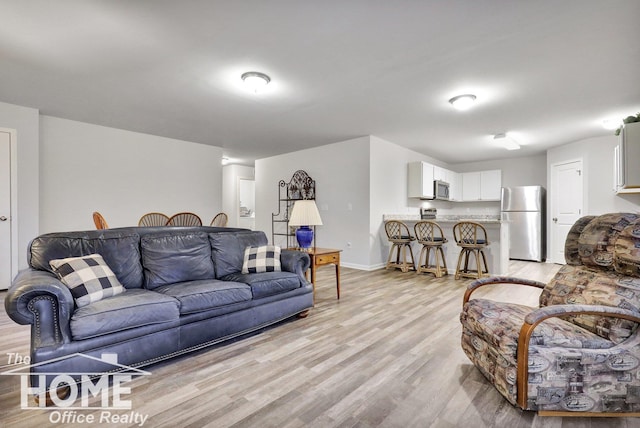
top-left (516, 304), bottom-right (640, 409)
top-left (463, 276), bottom-right (546, 305)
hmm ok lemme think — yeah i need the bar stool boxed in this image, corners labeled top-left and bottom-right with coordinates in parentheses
top-left (453, 221), bottom-right (490, 279)
top-left (384, 220), bottom-right (416, 272)
top-left (414, 220), bottom-right (448, 278)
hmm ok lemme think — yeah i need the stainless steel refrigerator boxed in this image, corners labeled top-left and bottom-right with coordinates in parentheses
top-left (501, 186), bottom-right (546, 262)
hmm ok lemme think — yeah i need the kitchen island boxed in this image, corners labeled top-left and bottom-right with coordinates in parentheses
top-left (382, 215), bottom-right (509, 276)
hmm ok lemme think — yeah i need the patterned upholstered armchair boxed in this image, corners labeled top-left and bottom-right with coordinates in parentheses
top-left (460, 213), bottom-right (640, 415)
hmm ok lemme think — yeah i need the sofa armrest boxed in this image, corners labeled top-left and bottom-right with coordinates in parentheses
top-left (516, 304), bottom-right (640, 409)
top-left (463, 276), bottom-right (546, 305)
top-left (4, 269), bottom-right (74, 346)
top-left (280, 250), bottom-right (311, 284)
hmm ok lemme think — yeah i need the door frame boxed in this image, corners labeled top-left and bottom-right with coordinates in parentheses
top-left (237, 176), bottom-right (255, 228)
top-left (1, 127), bottom-right (18, 287)
top-left (549, 157), bottom-right (584, 264)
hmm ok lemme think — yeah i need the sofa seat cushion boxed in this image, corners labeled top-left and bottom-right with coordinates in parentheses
top-left (221, 271), bottom-right (301, 299)
top-left (70, 289), bottom-right (180, 340)
top-left (461, 299), bottom-right (614, 365)
top-left (153, 279), bottom-right (252, 314)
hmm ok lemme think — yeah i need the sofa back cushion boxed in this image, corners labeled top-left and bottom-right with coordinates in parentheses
top-left (615, 219), bottom-right (640, 277)
top-left (209, 231), bottom-right (268, 278)
top-left (141, 231), bottom-right (215, 289)
top-left (575, 213), bottom-right (639, 270)
top-left (564, 215), bottom-right (595, 266)
top-left (29, 229), bottom-right (144, 289)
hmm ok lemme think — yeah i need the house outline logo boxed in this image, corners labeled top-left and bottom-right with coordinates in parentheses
top-left (1, 352), bottom-right (151, 410)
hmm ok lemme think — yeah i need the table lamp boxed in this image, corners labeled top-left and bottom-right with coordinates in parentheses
top-left (288, 200), bottom-right (323, 249)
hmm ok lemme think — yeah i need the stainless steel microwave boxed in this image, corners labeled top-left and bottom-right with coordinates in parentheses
top-left (433, 180), bottom-right (450, 200)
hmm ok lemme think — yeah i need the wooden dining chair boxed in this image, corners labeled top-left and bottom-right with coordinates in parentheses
top-left (166, 212), bottom-right (203, 227)
top-left (210, 212), bottom-right (228, 227)
top-left (138, 212), bottom-right (170, 227)
top-left (92, 212), bottom-right (109, 230)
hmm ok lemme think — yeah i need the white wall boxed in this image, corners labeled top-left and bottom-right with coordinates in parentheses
top-left (255, 135), bottom-right (444, 269)
top-left (0, 101), bottom-right (40, 270)
top-left (441, 153), bottom-right (548, 217)
top-left (255, 136), bottom-right (371, 268)
top-left (369, 136), bottom-right (443, 267)
top-left (40, 116), bottom-right (223, 232)
top-left (548, 135), bottom-right (640, 215)
top-left (222, 164), bottom-right (255, 228)
top-left (453, 154), bottom-right (547, 188)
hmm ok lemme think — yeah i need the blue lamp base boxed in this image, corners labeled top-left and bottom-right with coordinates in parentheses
top-left (295, 226), bottom-right (314, 249)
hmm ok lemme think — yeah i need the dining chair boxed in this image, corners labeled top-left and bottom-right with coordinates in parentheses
top-left (166, 212), bottom-right (203, 227)
top-left (138, 212), bottom-right (170, 227)
top-left (92, 212), bottom-right (109, 230)
top-left (210, 212), bottom-right (228, 227)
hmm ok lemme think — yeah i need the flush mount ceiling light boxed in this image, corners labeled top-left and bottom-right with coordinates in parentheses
top-left (241, 71), bottom-right (270, 93)
top-left (494, 133), bottom-right (520, 150)
top-left (448, 94), bottom-right (477, 111)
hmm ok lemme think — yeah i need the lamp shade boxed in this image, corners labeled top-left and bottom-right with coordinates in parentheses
top-left (288, 200), bottom-right (323, 226)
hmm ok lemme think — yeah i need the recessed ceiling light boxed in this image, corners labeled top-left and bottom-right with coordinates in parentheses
top-left (241, 71), bottom-right (270, 93)
top-left (493, 133), bottom-right (520, 150)
top-left (449, 94), bottom-right (477, 111)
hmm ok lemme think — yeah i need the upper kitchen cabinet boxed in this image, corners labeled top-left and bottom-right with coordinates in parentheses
top-left (408, 161), bottom-right (434, 199)
top-left (480, 170), bottom-right (502, 200)
top-left (461, 170), bottom-right (502, 201)
top-left (447, 170), bottom-right (462, 201)
top-left (615, 122), bottom-right (640, 194)
top-left (433, 165), bottom-right (447, 182)
top-left (462, 172), bottom-right (481, 201)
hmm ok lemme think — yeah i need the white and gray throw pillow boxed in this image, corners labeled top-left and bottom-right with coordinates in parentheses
top-left (49, 254), bottom-right (125, 307)
top-left (242, 245), bottom-right (281, 274)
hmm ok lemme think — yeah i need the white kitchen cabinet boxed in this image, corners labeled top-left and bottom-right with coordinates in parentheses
top-left (480, 170), bottom-right (502, 200)
top-left (613, 142), bottom-right (623, 192)
top-left (461, 170), bottom-right (502, 201)
top-left (615, 122), bottom-right (640, 194)
top-left (433, 165), bottom-right (447, 182)
top-left (462, 172), bottom-right (481, 201)
top-left (447, 170), bottom-right (461, 201)
top-left (408, 161), bottom-right (434, 199)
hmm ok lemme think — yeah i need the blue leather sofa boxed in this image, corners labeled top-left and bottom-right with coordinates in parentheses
top-left (4, 226), bottom-right (313, 394)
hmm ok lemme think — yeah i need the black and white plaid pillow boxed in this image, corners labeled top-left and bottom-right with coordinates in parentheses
top-left (49, 254), bottom-right (125, 307)
top-left (242, 245), bottom-right (281, 274)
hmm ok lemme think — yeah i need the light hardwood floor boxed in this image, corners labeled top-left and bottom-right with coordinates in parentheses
top-left (2, 262), bottom-right (640, 427)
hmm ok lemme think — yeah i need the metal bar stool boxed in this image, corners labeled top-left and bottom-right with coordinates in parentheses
top-left (384, 220), bottom-right (416, 272)
top-left (453, 221), bottom-right (490, 279)
top-left (414, 220), bottom-right (448, 278)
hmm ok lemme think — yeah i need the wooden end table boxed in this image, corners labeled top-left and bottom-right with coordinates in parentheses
top-left (289, 247), bottom-right (342, 301)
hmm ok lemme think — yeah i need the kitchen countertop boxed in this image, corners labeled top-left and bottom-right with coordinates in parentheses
top-left (383, 214), bottom-right (503, 224)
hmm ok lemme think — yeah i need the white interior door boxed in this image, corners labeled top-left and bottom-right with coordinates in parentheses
top-left (550, 159), bottom-right (583, 264)
top-left (0, 131), bottom-right (12, 290)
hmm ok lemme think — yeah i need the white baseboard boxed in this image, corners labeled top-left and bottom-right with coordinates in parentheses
top-left (341, 262), bottom-right (386, 271)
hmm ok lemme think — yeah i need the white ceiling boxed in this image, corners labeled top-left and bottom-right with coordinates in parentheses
top-left (1, 1), bottom-right (638, 165)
